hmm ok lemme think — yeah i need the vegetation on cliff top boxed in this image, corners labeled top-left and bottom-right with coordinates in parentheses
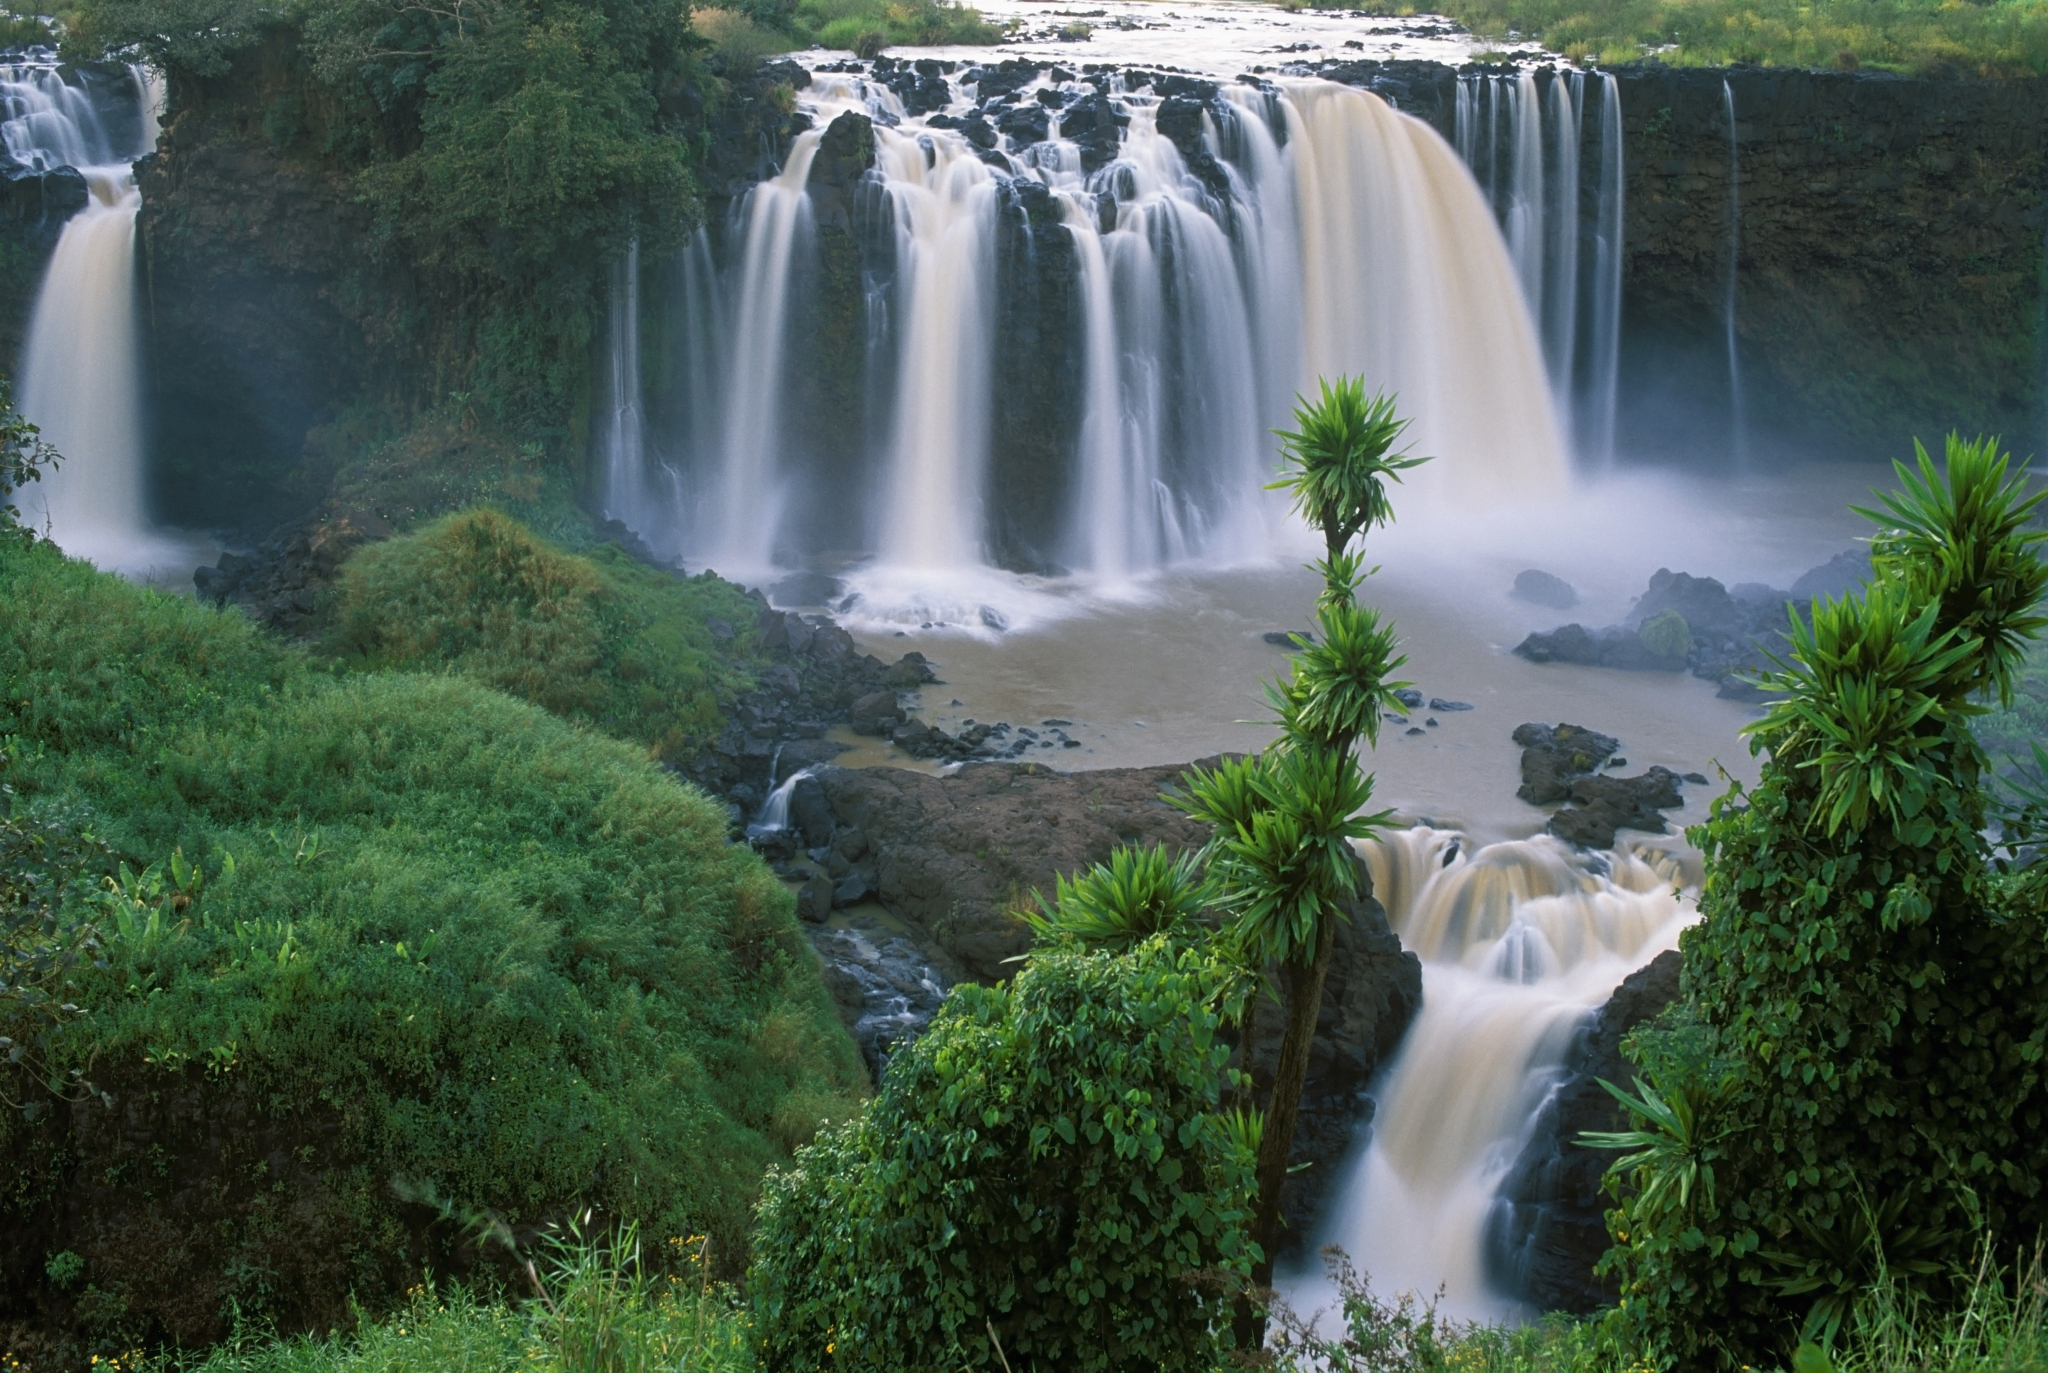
top-left (1350, 0), bottom-right (2048, 74)
top-left (0, 523), bottom-right (863, 1355)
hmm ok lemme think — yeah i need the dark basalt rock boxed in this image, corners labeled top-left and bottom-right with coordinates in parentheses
top-left (1790, 547), bottom-right (1874, 600)
top-left (1489, 950), bottom-right (1684, 1311)
top-left (192, 511), bottom-right (393, 636)
top-left (1051, 91), bottom-right (1127, 171)
top-left (1512, 722), bottom-right (1620, 806)
top-left (1154, 92), bottom-right (1233, 199)
top-left (1512, 568), bottom-right (1579, 611)
top-left (1548, 768), bottom-right (1687, 848)
top-left (996, 101), bottom-right (1051, 147)
top-left (1515, 722), bottom-right (1690, 847)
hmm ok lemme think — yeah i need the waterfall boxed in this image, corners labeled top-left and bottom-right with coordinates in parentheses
top-left (1584, 75), bottom-right (1625, 469)
top-left (597, 241), bottom-right (649, 531)
top-left (1308, 827), bottom-right (1696, 1319)
top-left (706, 135), bottom-right (823, 575)
top-left (620, 69), bottom-right (1569, 615)
top-left (4, 58), bottom-right (159, 564)
top-left (1505, 72), bottom-right (1545, 332)
top-left (1541, 75), bottom-right (1578, 417)
top-left (875, 134), bottom-right (998, 571)
top-left (1722, 79), bottom-right (1747, 469)
top-left (748, 766), bottom-right (815, 839)
top-left (1453, 67), bottom-right (1625, 470)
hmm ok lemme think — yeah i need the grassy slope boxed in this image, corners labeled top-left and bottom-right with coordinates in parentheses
top-left (0, 531), bottom-right (863, 1315)
top-left (327, 508), bottom-right (764, 764)
top-left (1344, 0), bottom-right (2048, 74)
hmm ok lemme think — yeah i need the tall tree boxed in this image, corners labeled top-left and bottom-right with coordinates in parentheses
top-left (1177, 376), bottom-right (1425, 1341)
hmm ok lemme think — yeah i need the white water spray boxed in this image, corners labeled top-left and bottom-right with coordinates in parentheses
top-left (1307, 827), bottom-right (1696, 1320)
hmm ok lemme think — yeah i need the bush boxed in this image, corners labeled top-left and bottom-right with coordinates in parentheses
top-left (749, 938), bottom-right (1258, 1372)
top-left (1599, 437), bottom-right (2048, 1367)
top-left (0, 533), bottom-right (863, 1346)
top-left (329, 508), bottom-right (763, 762)
top-left (795, 0), bottom-right (1003, 50)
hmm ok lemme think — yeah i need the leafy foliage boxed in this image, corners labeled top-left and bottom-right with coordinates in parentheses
top-left (1267, 378), bottom-right (1428, 561)
top-left (1594, 437), bottom-right (2048, 1367)
top-left (71, 0), bottom-right (702, 447)
top-left (749, 939), bottom-right (1259, 1372)
top-left (0, 374), bottom-right (58, 534)
top-left (330, 508), bottom-right (763, 761)
top-left (0, 532), bottom-right (864, 1312)
top-left (1023, 844), bottom-right (1213, 952)
top-left (164, 1227), bottom-right (756, 1373)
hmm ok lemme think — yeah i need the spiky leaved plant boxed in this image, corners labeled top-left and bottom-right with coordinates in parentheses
top-left (1175, 377), bottom-right (1421, 1340)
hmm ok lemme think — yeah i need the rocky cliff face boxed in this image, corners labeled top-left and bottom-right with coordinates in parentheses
top-left (1326, 58), bottom-right (2046, 462)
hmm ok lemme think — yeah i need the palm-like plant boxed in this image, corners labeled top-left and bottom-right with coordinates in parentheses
top-left (1193, 380), bottom-right (1427, 1340)
top-left (1748, 584), bottom-right (1974, 836)
top-left (1268, 379), bottom-right (1428, 559)
top-left (1022, 845), bottom-right (1213, 952)
top-left (1855, 434), bottom-right (2048, 707)
top-left (1582, 1073), bottom-right (1741, 1224)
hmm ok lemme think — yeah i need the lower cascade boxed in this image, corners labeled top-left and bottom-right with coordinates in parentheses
top-left (606, 69), bottom-right (1577, 613)
top-left (1303, 826), bottom-right (1697, 1320)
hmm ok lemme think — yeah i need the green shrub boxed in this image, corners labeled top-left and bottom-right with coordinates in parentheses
top-left (794, 0), bottom-right (1003, 49)
top-left (330, 508), bottom-right (763, 762)
top-left (749, 938), bottom-right (1258, 1372)
top-left (1598, 436), bottom-right (2048, 1367)
top-left (0, 532), bottom-right (863, 1330)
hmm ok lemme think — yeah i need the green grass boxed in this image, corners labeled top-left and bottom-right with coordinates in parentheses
top-left (1334, 0), bottom-right (2048, 74)
top-left (158, 1229), bottom-right (756, 1373)
top-left (0, 529), bottom-right (864, 1337)
top-left (328, 508), bottom-right (764, 764)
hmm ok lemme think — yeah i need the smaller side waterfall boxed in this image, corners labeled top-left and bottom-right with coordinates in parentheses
top-left (707, 135), bottom-right (824, 575)
top-left (1454, 68), bottom-right (1626, 469)
top-left (1308, 827), bottom-right (1696, 1320)
top-left (596, 241), bottom-right (649, 529)
top-left (4, 58), bottom-right (161, 564)
top-left (1584, 75), bottom-right (1625, 468)
top-left (19, 170), bottom-right (145, 556)
top-left (1722, 79), bottom-right (1747, 469)
top-left (748, 766), bottom-right (815, 840)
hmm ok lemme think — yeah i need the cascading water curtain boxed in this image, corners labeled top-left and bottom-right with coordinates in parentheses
top-left (629, 69), bottom-right (1569, 608)
top-left (1454, 68), bottom-right (1625, 470)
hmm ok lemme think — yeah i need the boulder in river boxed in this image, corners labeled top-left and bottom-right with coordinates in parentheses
top-left (1512, 568), bottom-right (1578, 610)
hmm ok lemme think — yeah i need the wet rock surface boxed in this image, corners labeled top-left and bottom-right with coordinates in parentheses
top-left (1514, 722), bottom-right (1693, 848)
top-left (1513, 568), bottom-right (1579, 610)
top-left (1514, 553), bottom-right (1872, 701)
top-left (192, 512), bottom-right (393, 635)
top-left (1488, 950), bottom-right (1684, 1312)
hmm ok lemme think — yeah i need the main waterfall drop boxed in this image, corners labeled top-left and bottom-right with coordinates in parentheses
top-left (616, 65), bottom-right (1573, 615)
top-left (4, 58), bottom-right (161, 565)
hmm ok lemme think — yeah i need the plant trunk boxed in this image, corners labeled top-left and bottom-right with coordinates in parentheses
top-left (1233, 905), bottom-right (1340, 1349)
